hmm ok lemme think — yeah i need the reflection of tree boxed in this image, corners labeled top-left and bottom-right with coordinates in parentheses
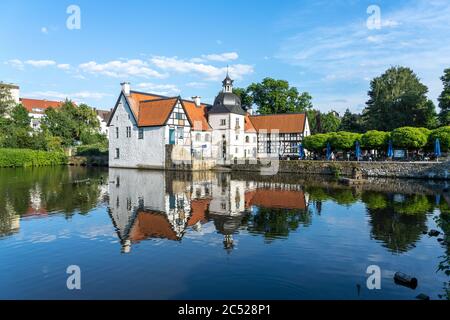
top-left (247, 207), bottom-right (312, 241)
top-left (0, 167), bottom-right (107, 219)
top-left (366, 194), bottom-right (431, 254)
top-left (306, 186), bottom-right (358, 206)
top-left (394, 195), bottom-right (433, 215)
top-left (361, 192), bottom-right (388, 210)
top-left (435, 200), bottom-right (450, 300)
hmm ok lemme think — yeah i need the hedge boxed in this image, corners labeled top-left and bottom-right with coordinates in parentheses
top-left (75, 143), bottom-right (108, 157)
top-left (0, 148), bottom-right (68, 167)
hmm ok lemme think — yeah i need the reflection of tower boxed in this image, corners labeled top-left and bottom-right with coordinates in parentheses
top-left (223, 234), bottom-right (234, 252)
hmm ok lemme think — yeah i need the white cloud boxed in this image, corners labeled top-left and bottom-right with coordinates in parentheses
top-left (41, 27), bottom-right (48, 34)
top-left (186, 82), bottom-right (208, 89)
top-left (150, 56), bottom-right (253, 80)
top-left (25, 60), bottom-right (56, 67)
top-left (79, 59), bottom-right (166, 79)
top-left (5, 59), bottom-right (24, 70)
top-left (57, 64), bottom-right (71, 70)
top-left (202, 52), bottom-right (239, 62)
top-left (135, 82), bottom-right (180, 96)
top-left (27, 91), bottom-right (112, 101)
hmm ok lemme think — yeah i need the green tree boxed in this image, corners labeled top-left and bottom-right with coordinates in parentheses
top-left (363, 66), bottom-right (437, 130)
top-left (306, 109), bottom-right (320, 134)
top-left (248, 78), bottom-right (312, 114)
top-left (233, 87), bottom-right (253, 111)
top-left (391, 127), bottom-right (428, 149)
top-left (41, 100), bottom-right (100, 147)
top-left (328, 131), bottom-right (362, 151)
top-left (438, 68), bottom-right (450, 126)
top-left (318, 111), bottom-right (341, 133)
top-left (429, 126), bottom-right (450, 152)
top-left (361, 130), bottom-right (390, 150)
top-left (303, 133), bottom-right (331, 153)
top-left (11, 104), bottom-right (31, 128)
top-left (339, 109), bottom-right (364, 133)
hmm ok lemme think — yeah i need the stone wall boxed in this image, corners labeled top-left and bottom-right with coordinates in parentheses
top-left (165, 145), bottom-right (215, 171)
top-left (230, 160), bottom-right (450, 180)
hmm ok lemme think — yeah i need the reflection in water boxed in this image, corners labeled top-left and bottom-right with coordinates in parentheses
top-left (107, 169), bottom-right (311, 252)
top-left (1, 166), bottom-right (449, 299)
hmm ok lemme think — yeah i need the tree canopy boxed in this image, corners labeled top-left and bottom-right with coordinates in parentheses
top-left (438, 68), bottom-right (450, 126)
top-left (328, 131), bottom-right (362, 151)
top-left (361, 130), bottom-right (389, 149)
top-left (391, 127), bottom-right (428, 149)
top-left (303, 133), bottom-right (330, 152)
top-left (363, 66), bottom-right (437, 131)
top-left (429, 126), bottom-right (450, 152)
top-left (339, 109), bottom-right (364, 133)
top-left (232, 87), bottom-right (253, 111)
top-left (247, 78), bottom-right (312, 114)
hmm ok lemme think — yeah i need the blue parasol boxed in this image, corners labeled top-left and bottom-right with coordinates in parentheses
top-left (326, 142), bottom-right (331, 160)
top-left (435, 138), bottom-right (442, 158)
top-left (298, 143), bottom-right (305, 160)
top-left (387, 140), bottom-right (394, 158)
top-left (355, 141), bottom-right (361, 161)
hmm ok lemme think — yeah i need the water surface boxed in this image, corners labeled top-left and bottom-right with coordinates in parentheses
top-left (0, 166), bottom-right (449, 299)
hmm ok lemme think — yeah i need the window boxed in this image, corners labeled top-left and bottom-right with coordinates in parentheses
top-left (115, 148), bottom-right (120, 159)
top-left (116, 127), bottom-right (119, 139)
top-left (245, 136), bottom-right (250, 143)
top-left (196, 133), bottom-right (201, 142)
top-left (220, 119), bottom-right (226, 126)
top-left (177, 127), bottom-right (184, 139)
top-left (253, 136), bottom-right (257, 143)
top-left (236, 118), bottom-right (240, 128)
top-left (138, 128), bottom-right (144, 139)
top-left (126, 126), bottom-right (131, 138)
top-left (235, 147), bottom-right (238, 153)
top-left (176, 113), bottom-right (183, 120)
top-left (236, 135), bottom-right (239, 141)
top-left (205, 134), bottom-right (210, 142)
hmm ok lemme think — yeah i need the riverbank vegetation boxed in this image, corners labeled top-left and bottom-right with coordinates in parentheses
top-left (303, 126), bottom-right (450, 155)
top-left (0, 148), bottom-right (67, 167)
top-left (0, 86), bottom-right (107, 166)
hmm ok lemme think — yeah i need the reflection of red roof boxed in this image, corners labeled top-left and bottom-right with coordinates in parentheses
top-left (245, 189), bottom-right (307, 210)
top-left (129, 211), bottom-right (178, 242)
top-left (20, 98), bottom-right (63, 113)
top-left (23, 206), bottom-right (48, 217)
top-left (188, 199), bottom-right (210, 226)
top-left (249, 113), bottom-right (307, 134)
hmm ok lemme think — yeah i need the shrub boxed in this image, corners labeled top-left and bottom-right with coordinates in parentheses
top-left (361, 130), bottom-right (390, 150)
top-left (429, 126), bottom-right (450, 152)
top-left (0, 148), bottom-right (67, 167)
top-left (303, 133), bottom-right (331, 152)
top-left (391, 127), bottom-right (428, 149)
top-left (76, 143), bottom-right (108, 157)
top-left (328, 131), bottom-right (362, 151)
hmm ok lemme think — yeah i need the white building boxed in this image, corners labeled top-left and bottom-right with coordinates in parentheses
top-left (108, 75), bottom-right (310, 169)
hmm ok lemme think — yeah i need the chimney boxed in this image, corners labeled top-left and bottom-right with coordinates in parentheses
top-left (121, 82), bottom-right (130, 97)
top-left (192, 96), bottom-right (201, 107)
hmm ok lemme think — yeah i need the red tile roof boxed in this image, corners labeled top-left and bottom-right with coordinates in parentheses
top-left (249, 113), bottom-right (307, 134)
top-left (127, 91), bottom-right (164, 119)
top-left (182, 100), bottom-right (212, 131)
top-left (138, 97), bottom-right (178, 127)
top-left (244, 113), bottom-right (256, 133)
top-left (20, 98), bottom-right (64, 113)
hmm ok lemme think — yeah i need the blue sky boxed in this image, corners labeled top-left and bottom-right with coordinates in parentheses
top-left (1, 0), bottom-right (449, 113)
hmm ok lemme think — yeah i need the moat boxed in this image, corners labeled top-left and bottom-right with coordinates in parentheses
top-left (0, 166), bottom-right (449, 299)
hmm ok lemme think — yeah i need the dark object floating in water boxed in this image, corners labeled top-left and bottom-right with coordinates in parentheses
top-left (428, 229), bottom-right (441, 237)
top-left (394, 272), bottom-right (418, 289)
top-left (416, 293), bottom-right (430, 300)
top-left (422, 230), bottom-right (428, 235)
top-left (437, 238), bottom-right (444, 242)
